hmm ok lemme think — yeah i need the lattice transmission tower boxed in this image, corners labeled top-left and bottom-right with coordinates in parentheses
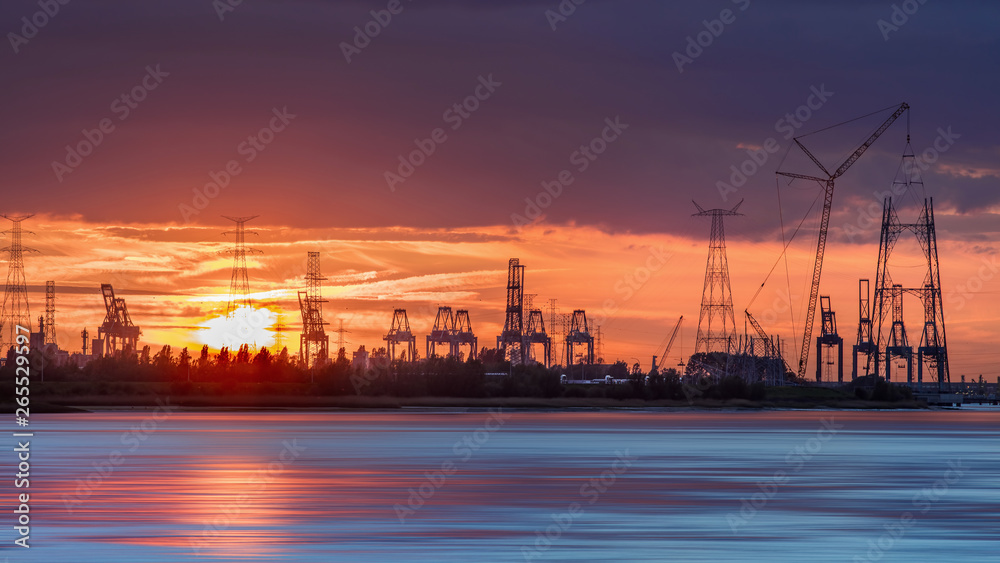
top-left (333, 319), bottom-right (351, 358)
top-left (867, 136), bottom-right (949, 390)
top-left (44, 280), bottom-right (56, 345)
top-left (222, 215), bottom-right (261, 316)
top-left (272, 311), bottom-right (287, 352)
top-left (693, 201), bottom-right (742, 355)
top-left (0, 215), bottom-right (37, 354)
top-left (871, 198), bottom-right (949, 390)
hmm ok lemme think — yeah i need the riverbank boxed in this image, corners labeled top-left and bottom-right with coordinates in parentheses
top-left (5, 388), bottom-right (928, 412)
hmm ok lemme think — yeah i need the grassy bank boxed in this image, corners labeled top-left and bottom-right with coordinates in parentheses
top-left (3, 382), bottom-right (926, 412)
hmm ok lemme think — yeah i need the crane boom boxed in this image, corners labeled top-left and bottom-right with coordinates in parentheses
top-left (745, 311), bottom-right (774, 354)
top-left (831, 104), bottom-right (909, 180)
top-left (796, 178), bottom-right (835, 378)
top-left (776, 103), bottom-right (909, 381)
top-left (746, 310), bottom-right (792, 374)
top-left (652, 316), bottom-right (683, 371)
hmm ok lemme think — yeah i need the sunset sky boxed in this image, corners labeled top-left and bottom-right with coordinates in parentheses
top-left (1, 1), bottom-right (998, 378)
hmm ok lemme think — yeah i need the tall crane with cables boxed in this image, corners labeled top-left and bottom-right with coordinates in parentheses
top-left (776, 103), bottom-right (909, 381)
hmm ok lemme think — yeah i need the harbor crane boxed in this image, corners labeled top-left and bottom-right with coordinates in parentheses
top-left (97, 284), bottom-right (141, 356)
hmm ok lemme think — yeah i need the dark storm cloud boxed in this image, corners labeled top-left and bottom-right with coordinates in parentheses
top-left (0, 0), bottom-right (996, 240)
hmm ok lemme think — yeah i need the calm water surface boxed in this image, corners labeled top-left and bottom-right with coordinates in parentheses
top-left (3, 408), bottom-right (998, 562)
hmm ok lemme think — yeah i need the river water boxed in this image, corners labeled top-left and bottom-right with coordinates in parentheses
top-left (3, 408), bottom-right (998, 562)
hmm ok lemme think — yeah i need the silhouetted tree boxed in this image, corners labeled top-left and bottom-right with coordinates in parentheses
top-left (198, 345), bottom-right (210, 369)
top-left (153, 345), bottom-right (173, 370)
top-left (235, 344), bottom-right (251, 364)
top-left (216, 347), bottom-right (231, 370)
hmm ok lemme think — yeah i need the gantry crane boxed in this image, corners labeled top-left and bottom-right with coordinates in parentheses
top-left (776, 102), bottom-right (909, 381)
top-left (817, 296), bottom-right (844, 383)
top-left (97, 284), bottom-right (141, 356)
top-left (651, 316), bottom-right (683, 372)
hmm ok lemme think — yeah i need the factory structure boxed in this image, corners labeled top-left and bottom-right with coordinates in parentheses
top-left (0, 103), bottom-right (992, 401)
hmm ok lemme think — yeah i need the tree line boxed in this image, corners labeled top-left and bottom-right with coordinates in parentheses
top-left (2, 343), bottom-right (783, 402)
